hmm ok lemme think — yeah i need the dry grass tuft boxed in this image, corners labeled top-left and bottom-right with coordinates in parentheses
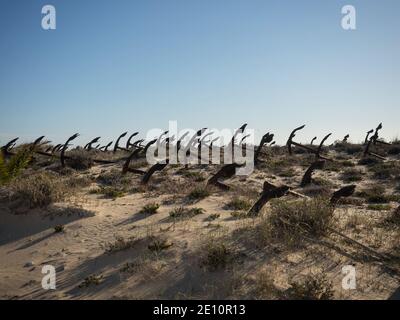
top-left (66, 149), bottom-right (93, 170)
top-left (340, 168), bottom-right (363, 182)
top-left (285, 273), bottom-right (334, 300)
top-left (258, 198), bottom-right (334, 247)
top-left (225, 197), bottom-right (252, 211)
top-left (201, 239), bottom-right (231, 270)
top-left (105, 236), bottom-right (138, 253)
top-left (139, 202), bottom-right (160, 214)
top-left (10, 171), bottom-right (65, 208)
top-left (188, 186), bottom-right (210, 201)
top-left (169, 206), bottom-right (204, 219)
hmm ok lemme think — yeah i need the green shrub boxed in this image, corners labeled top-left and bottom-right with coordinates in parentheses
top-left (188, 186), bottom-right (210, 201)
top-left (286, 273), bottom-right (334, 300)
top-left (202, 242), bottom-right (231, 270)
top-left (180, 170), bottom-right (206, 182)
top-left (54, 225), bottom-right (65, 233)
top-left (169, 206), bottom-right (204, 219)
top-left (369, 162), bottom-right (400, 180)
top-left (91, 186), bottom-right (125, 199)
top-left (79, 274), bottom-right (103, 288)
top-left (139, 202), bottom-right (160, 214)
top-left (334, 143), bottom-right (363, 155)
top-left (10, 172), bottom-right (64, 208)
top-left (105, 236), bottom-right (138, 253)
top-left (357, 185), bottom-right (388, 203)
top-left (367, 204), bottom-right (392, 211)
top-left (97, 169), bottom-right (130, 187)
top-left (66, 149), bottom-right (93, 170)
top-left (205, 214), bottom-right (220, 221)
top-left (148, 238), bottom-right (173, 252)
top-left (340, 169), bottom-right (363, 182)
top-left (388, 146), bottom-right (400, 155)
top-left (226, 197), bottom-right (252, 211)
top-left (259, 198), bottom-right (334, 246)
top-left (0, 147), bottom-right (33, 185)
top-left (358, 157), bottom-right (380, 166)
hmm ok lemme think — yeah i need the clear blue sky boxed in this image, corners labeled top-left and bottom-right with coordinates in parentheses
top-left (0, 0), bottom-right (399, 146)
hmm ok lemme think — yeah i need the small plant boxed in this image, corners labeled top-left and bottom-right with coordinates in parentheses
top-left (346, 214), bottom-right (369, 229)
top-left (312, 177), bottom-right (335, 187)
top-left (341, 160), bottom-right (355, 167)
top-left (0, 147), bottom-right (33, 185)
top-left (79, 274), bottom-right (103, 288)
top-left (105, 236), bottom-right (138, 253)
top-left (120, 261), bottom-right (142, 274)
top-left (205, 214), bottom-right (220, 221)
top-left (259, 198), bottom-right (334, 247)
top-left (255, 270), bottom-right (278, 299)
top-left (66, 149), bottom-right (93, 170)
top-left (97, 169), bottom-right (130, 187)
top-left (54, 225), bottom-right (65, 233)
top-left (357, 185), bottom-right (388, 203)
top-left (98, 186), bottom-right (125, 199)
top-left (188, 186), bottom-right (210, 201)
top-left (334, 143), bottom-right (363, 155)
top-left (387, 146), bottom-right (400, 155)
top-left (65, 175), bottom-right (92, 189)
top-left (302, 185), bottom-right (331, 197)
top-left (369, 162), bottom-right (400, 180)
top-left (169, 206), bottom-right (204, 219)
top-left (367, 204), bottom-right (392, 211)
top-left (286, 273), bottom-right (334, 300)
top-left (337, 197), bottom-right (364, 206)
top-left (181, 170), bottom-right (206, 182)
top-left (340, 168), bottom-right (363, 182)
top-left (358, 157), bottom-right (380, 166)
top-left (279, 168), bottom-right (296, 177)
top-left (148, 238), bottom-right (173, 252)
top-left (139, 202), bottom-right (160, 214)
top-left (202, 241), bottom-right (231, 270)
top-left (230, 211), bottom-right (247, 219)
top-left (10, 172), bottom-right (64, 208)
top-left (385, 207), bottom-right (400, 225)
top-left (226, 197), bottom-right (252, 211)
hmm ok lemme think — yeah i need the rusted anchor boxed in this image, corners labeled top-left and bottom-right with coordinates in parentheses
top-left (207, 163), bottom-right (244, 190)
top-left (126, 132), bottom-right (139, 149)
top-left (254, 132), bottom-right (274, 164)
top-left (84, 137), bottom-right (101, 150)
top-left (300, 160), bottom-right (325, 187)
top-left (141, 159), bottom-right (169, 184)
top-left (330, 185), bottom-right (356, 204)
top-left (310, 136), bottom-right (317, 145)
top-left (122, 139), bottom-right (157, 174)
top-left (1, 137), bottom-right (19, 158)
top-left (363, 123), bottom-right (388, 160)
top-left (286, 125), bottom-right (332, 161)
top-left (61, 133), bottom-right (79, 167)
top-left (99, 141), bottom-right (112, 151)
top-left (364, 129), bottom-right (373, 144)
top-left (247, 182), bottom-right (290, 216)
top-left (113, 132), bottom-right (128, 153)
top-left (371, 123), bottom-right (391, 146)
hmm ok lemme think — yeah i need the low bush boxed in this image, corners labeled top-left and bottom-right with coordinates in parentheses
top-left (258, 198), bottom-right (334, 247)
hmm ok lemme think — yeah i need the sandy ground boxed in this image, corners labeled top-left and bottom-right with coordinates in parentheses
top-left (0, 148), bottom-right (399, 300)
